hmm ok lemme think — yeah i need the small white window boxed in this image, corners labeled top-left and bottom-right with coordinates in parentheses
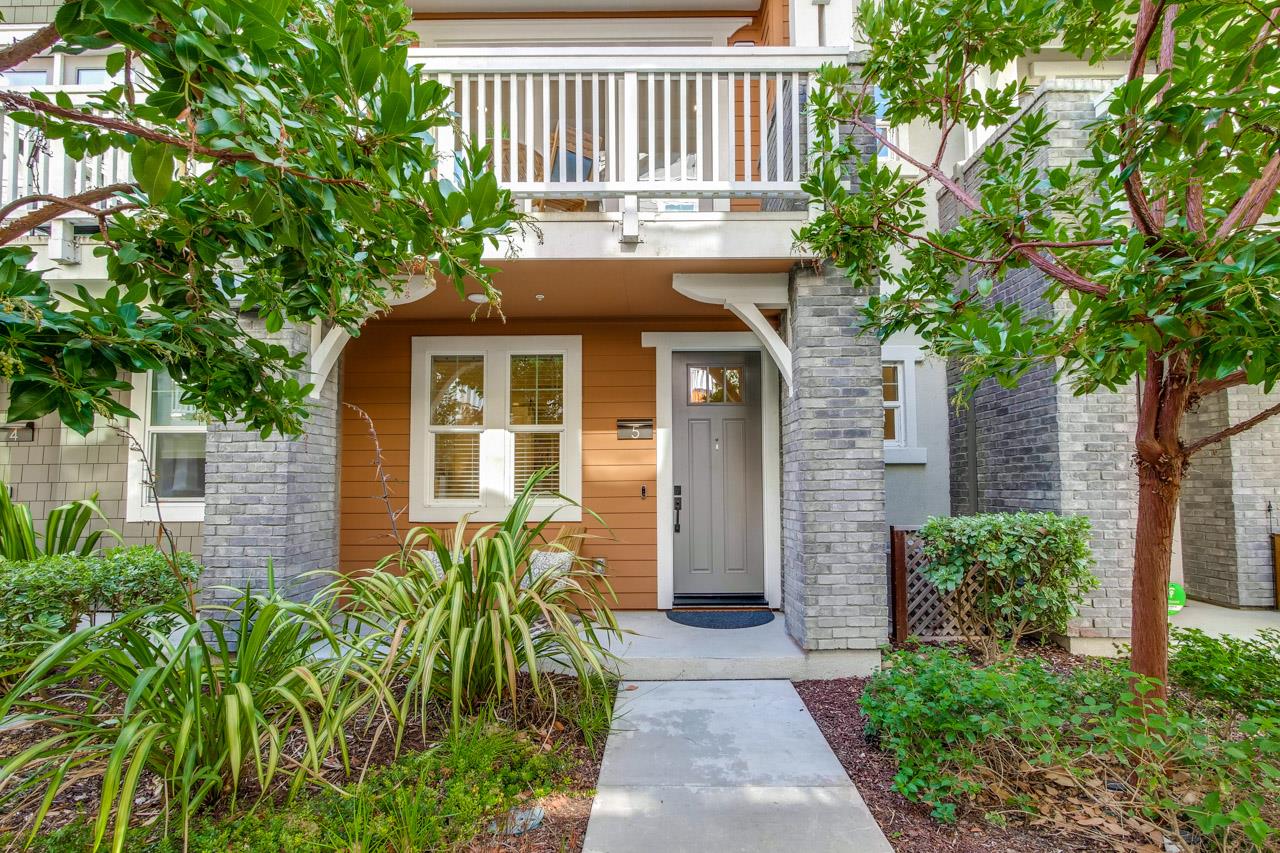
top-left (881, 346), bottom-right (928, 464)
top-left (882, 362), bottom-right (903, 447)
top-left (126, 372), bottom-right (207, 522)
top-left (411, 336), bottom-right (582, 522)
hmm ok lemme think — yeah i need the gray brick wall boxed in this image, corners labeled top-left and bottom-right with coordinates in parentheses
top-left (0, 386), bottom-right (203, 556)
top-left (1181, 393), bottom-right (1239, 604)
top-left (1183, 386), bottom-right (1280, 607)
top-left (199, 318), bottom-right (340, 607)
top-left (942, 79), bottom-right (1136, 639)
top-left (781, 262), bottom-right (888, 650)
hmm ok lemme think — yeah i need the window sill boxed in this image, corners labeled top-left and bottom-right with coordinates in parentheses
top-left (885, 446), bottom-right (927, 465)
top-left (125, 502), bottom-right (205, 524)
top-left (409, 503), bottom-right (583, 524)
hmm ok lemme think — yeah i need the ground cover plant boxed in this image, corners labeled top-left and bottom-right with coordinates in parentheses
top-left (849, 643), bottom-right (1280, 851)
top-left (1169, 627), bottom-right (1280, 717)
top-left (4, 722), bottom-right (575, 853)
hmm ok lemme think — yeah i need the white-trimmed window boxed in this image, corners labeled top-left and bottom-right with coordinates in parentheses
top-left (881, 345), bottom-right (927, 464)
top-left (410, 336), bottom-right (582, 522)
top-left (882, 362), bottom-right (904, 447)
top-left (126, 372), bottom-right (207, 522)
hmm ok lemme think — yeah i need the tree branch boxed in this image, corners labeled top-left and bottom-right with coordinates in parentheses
top-left (1216, 150), bottom-right (1280, 239)
top-left (0, 91), bottom-right (367, 188)
top-left (0, 183), bottom-right (137, 244)
top-left (1184, 400), bottom-right (1280, 457)
top-left (850, 115), bottom-right (1112, 298)
top-left (1192, 369), bottom-right (1247, 399)
top-left (0, 23), bottom-right (60, 73)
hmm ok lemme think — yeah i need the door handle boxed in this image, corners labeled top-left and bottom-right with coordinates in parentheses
top-left (673, 485), bottom-right (682, 533)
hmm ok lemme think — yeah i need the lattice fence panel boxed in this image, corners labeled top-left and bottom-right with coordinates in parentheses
top-left (894, 529), bottom-right (985, 642)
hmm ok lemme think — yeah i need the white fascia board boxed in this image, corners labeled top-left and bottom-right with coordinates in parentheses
top-left (495, 212), bottom-right (811, 261)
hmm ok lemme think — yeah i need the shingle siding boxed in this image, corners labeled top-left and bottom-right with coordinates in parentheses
top-left (0, 2), bottom-right (60, 25)
top-left (0, 387), bottom-right (203, 557)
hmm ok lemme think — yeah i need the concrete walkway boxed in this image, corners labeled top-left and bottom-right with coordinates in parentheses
top-left (1172, 600), bottom-right (1280, 639)
top-left (582, 680), bottom-right (892, 853)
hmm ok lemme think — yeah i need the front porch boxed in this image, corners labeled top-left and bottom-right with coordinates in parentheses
top-left (602, 611), bottom-right (882, 680)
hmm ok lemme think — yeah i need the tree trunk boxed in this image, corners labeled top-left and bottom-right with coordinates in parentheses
top-left (1129, 459), bottom-right (1182, 699)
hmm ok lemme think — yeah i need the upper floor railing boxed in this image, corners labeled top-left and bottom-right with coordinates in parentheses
top-left (0, 46), bottom-right (846, 229)
top-left (414, 47), bottom-right (843, 205)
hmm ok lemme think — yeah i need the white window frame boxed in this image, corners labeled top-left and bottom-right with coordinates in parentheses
top-left (882, 344), bottom-right (927, 465)
top-left (882, 361), bottom-right (906, 448)
top-left (125, 371), bottom-right (207, 523)
top-left (410, 335), bottom-right (582, 523)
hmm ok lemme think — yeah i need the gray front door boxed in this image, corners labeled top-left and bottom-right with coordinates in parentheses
top-left (672, 350), bottom-right (765, 596)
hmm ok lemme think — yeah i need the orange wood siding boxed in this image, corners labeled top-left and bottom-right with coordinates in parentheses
top-left (340, 316), bottom-right (747, 610)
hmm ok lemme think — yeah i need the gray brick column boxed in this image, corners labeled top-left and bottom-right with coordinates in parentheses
top-left (941, 79), bottom-right (1140, 651)
top-left (200, 318), bottom-right (340, 607)
top-left (781, 263), bottom-right (888, 650)
top-left (1182, 385), bottom-right (1280, 607)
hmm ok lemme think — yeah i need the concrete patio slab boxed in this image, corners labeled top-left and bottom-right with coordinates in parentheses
top-left (583, 680), bottom-right (892, 853)
top-left (602, 611), bottom-right (880, 681)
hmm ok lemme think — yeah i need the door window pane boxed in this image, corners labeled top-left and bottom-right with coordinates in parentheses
top-left (150, 373), bottom-right (201, 426)
top-left (688, 366), bottom-right (743, 404)
top-left (430, 355), bottom-right (485, 426)
top-left (510, 355), bottom-right (564, 425)
top-left (433, 434), bottom-right (481, 500)
top-left (514, 432), bottom-right (561, 494)
top-left (151, 433), bottom-right (206, 499)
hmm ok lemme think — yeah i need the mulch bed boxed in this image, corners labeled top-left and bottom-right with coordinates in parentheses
top-left (796, 650), bottom-right (1110, 853)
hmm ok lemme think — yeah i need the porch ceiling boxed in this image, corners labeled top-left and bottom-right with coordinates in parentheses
top-left (388, 258), bottom-right (792, 320)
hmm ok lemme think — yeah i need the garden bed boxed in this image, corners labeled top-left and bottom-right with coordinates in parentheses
top-left (798, 636), bottom-right (1280, 853)
top-left (796, 674), bottom-right (1097, 853)
top-left (0, 673), bottom-right (608, 852)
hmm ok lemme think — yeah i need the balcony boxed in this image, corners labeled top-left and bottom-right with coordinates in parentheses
top-left (415, 47), bottom-right (842, 213)
top-left (0, 46), bottom-right (843, 258)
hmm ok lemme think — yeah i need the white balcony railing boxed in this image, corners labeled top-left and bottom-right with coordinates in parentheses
top-left (0, 47), bottom-right (844, 225)
top-left (1, 87), bottom-right (131, 223)
top-left (413, 47), bottom-right (842, 204)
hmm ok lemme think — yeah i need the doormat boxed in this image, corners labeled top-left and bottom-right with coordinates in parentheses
top-left (666, 609), bottom-right (775, 629)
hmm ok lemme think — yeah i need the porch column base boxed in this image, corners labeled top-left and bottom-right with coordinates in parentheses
top-left (1053, 634), bottom-right (1128, 658)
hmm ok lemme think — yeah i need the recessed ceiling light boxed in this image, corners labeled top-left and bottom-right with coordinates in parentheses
top-left (466, 293), bottom-right (488, 304)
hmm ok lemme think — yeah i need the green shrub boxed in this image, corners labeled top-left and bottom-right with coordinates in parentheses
top-left (1170, 627), bottom-right (1280, 716)
top-left (336, 467), bottom-right (620, 731)
top-left (0, 546), bottom-right (202, 680)
top-left (0, 572), bottom-right (383, 853)
top-left (3, 723), bottom-right (565, 853)
top-left (918, 512), bottom-right (1097, 660)
top-left (863, 645), bottom-right (1280, 848)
